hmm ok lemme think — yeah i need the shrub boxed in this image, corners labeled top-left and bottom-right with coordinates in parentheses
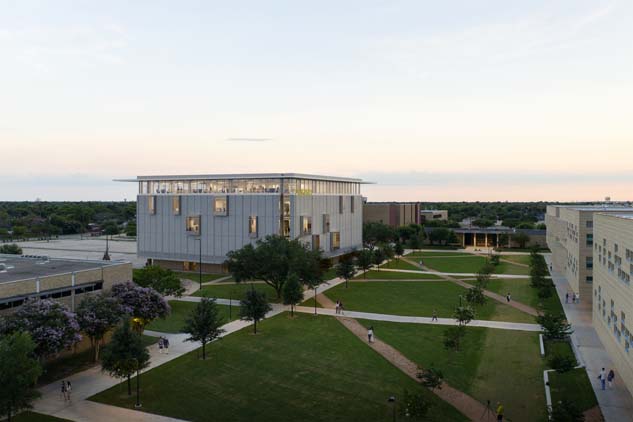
top-left (549, 354), bottom-right (576, 373)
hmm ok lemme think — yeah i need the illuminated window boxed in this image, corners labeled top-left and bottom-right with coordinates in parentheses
top-left (214, 196), bottom-right (228, 216)
top-left (186, 216), bottom-right (200, 234)
top-left (249, 216), bottom-right (258, 238)
top-left (331, 232), bottom-right (340, 251)
top-left (283, 218), bottom-right (290, 238)
top-left (172, 196), bottom-right (181, 215)
top-left (323, 214), bottom-right (330, 233)
top-left (312, 234), bottom-right (320, 251)
top-left (301, 216), bottom-right (312, 235)
top-left (148, 196), bottom-right (156, 215)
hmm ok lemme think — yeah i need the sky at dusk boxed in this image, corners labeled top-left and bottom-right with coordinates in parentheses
top-left (1, 0), bottom-right (632, 202)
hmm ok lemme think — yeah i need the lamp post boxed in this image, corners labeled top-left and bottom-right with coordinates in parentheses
top-left (314, 286), bottom-right (318, 316)
top-left (388, 396), bottom-right (396, 422)
top-left (134, 363), bottom-right (141, 408)
top-left (195, 237), bottom-right (202, 290)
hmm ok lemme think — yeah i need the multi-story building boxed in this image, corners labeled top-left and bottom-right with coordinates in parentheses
top-left (546, 205), bottom-right (633, 303)
top-left (593, 213), bottom-right (633, 395)
top-left (363, 202), bottom-right (422, 227)
top-left (420, 209), bottom-right (448, 222)
top-left (0, 255), bottom-right (132, 313)
top-left (122, 173), bottom-right (365, 272)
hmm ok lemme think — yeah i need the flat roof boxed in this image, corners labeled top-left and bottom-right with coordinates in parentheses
top-left (551, 205), bottom-right (633, 212)
top-left (598, 212), bottom-right (633, 221)
top-left (0, 255), bottom-right (126, 284)
top-left (115, 173), bottom-right (368, 184)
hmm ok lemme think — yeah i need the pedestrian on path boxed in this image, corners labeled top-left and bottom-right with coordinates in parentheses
top-left (576, 293), bottom-right (580, 304)
top-left (431, 309), bottom-right (438, 322)
top-left (339, 301), bottom-right (345, 315)
top-left (158, 336), bottom-right (164, 354)
top-left (496, 402), bottom-right (504, 421)
top-left (335, 300), bottom-right (341, 315)
top-left (367, 326), bottom-right (374, 343)
top-left (163, 337), bottom-right (170, 354)
top-left (60, 380), bottom-right (67, 401)
top-left (608, 369), bottom-right (615, 389)
top-left (565, 292), bottom-right (569, 303)
top-left (65, 381), bottom-right (72, 402)
top-left (419, 260), bottom-right (423, 267)
top-left (598, 368), bottom-right (606, 390)
top-left (506, 293), bottom-right (511, 302)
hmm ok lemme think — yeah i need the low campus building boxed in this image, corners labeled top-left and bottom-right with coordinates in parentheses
top-left (363, 202), bottom-right (422, 227)
top-left (420, 209), bottom-right (448, 222)
top-left (120, 173), bottom-right (365, 272)
top-left (450, 227), bottom-right (546, 249)
top-left (592, 213), bottom-right (633, 396)
top-left (546, 205), bottom-right (633, 304)
top-left (0, 254), bottom-right (132, 313)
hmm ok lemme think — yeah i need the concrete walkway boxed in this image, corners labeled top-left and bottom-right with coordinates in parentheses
top-left (400, 257), bottom-right (540, 317)
top-left (544, 255), bottom-right (633, 422)
top-left (32, 309), bottom-right (284, 422)
top-left (381, 267), bottom-right (532, 279)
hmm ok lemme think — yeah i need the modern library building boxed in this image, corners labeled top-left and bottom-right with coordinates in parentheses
top-left (120, 173), bottom-right (365, 272)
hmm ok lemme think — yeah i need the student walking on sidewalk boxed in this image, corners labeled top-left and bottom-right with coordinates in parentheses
top-left (598, 368), bottom-right (606, 390)
top-left (367, 326), bottom-right (374, 343)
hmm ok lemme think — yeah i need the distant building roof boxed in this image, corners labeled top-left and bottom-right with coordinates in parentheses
top-left (116, 173), bottom-right (369, 184)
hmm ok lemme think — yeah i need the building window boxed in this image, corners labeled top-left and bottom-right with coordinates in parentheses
top-left (300, 216), bottom-right (312, 235)
top-left (586, 257), bottom-right (593, 269)
top-left (586, 234), bottom-right (593, 247)
top-left (323, 214), bottom-right (330, 233)
top-left (586, 220), bottom-right (593, 228)
top-left (248, 216), bottom-right (258, 238)
top-left (283, 218), bottom-right (290, 238)
top-left (186, 216), bottom-right (200, 234)
top-left (331, 231), bottom-right (340, 251)
top-left (312, 234), bottom-right (320, 251)
top-left (172, 196), bottom-right (181, 215)
top-left (350, 196), bottom-right (355, 213)
top-left (148, 196), bottom-right (156, 214)
top-left (586, 276), bottom-right (593, 283)
top-left (338, 196), bottom-right (344, 214)
top-left (214, 196), bottom-right (228, 216)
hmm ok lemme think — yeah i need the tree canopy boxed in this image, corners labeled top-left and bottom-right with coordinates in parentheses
top-left (182, 297), bottom-right (226, 360)
top-left (133, 266), bottom-right (184, 297)
top-left (111, 282), bottom-right (170, 332)
top-left (281, 274), bottom-right (304, 316)
top-left (226, 235), bottom-right (323, 298)
top-left (76, 294), bottom-right (125, 361)
top-left (239, 286), bottom-right (272, 334)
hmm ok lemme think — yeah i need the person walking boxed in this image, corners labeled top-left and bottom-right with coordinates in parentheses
top-left (431, 309), bottom-right (438, 322)
top-left (565, 292), bottom-right (569, 303)
top-left (163, 337), bottom-right (170, 354)
top-left (60, 381), bottom-right (67, 401)
top-left (506, 293), bottom-right (511, 303)
top-left (339, 301), bottom-right (344, 315)
top-left (608, 369), bottom-right (615, 389)
top-left (367, 326), bottom-right (374, 343)
top-left (598, 368), bottom-right (606, 390)
top-left (158, 336), bottom-right (164, 354)
top-left (576, 293), bottom-right (580, 304)
top-left (65, 381), bottom-right (72, 402)
top-left (335, 300), bottom-right (340, 315)
top-left (496, 402), bottom-right (504, 421)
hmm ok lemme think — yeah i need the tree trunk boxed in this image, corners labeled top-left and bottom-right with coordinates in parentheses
top-left (346, 278), bottom-right (349, 288)
top-left (127, 374), bottom-right (132, 396)
top-left (95, 340), bottom-right (100, 362)
top-left (253, 319), bottom-right (257, 334)
top-left (202, 341), bottom-right (206, 360)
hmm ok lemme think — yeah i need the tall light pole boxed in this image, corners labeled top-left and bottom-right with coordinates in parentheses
top-left (388, 396), bottom-right (396, 422)
top-left (314, 285), bottom-right (318, 316)
top-left (195, 237), bottom-right (202, 290)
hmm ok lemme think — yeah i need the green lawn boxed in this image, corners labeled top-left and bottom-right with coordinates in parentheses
top-left (406, 252), bottom-right (473, 258)
top-left (354, 270), bottom-right (441, 280)
top-left (548, 368), bottom-right (598, 412)
top-left (12, 412), bottom-right (73, 422)
top-left (499, 255), bottom-right (531, 266)
top-left (422, 256), bottom-right (528, 275)
top-left (146, 301), bottom-right (239, 334)
top-left (379, 259), bottom-right (420, 271)
top-left (322, 281), bottom-right (535, 323)
top-left (193, 282), bottom-right (281, 302)
top-left (359, 320), bottom-right (547, 422)
top-left (91, 314), bottom-right (466, 422)
top-left (464, 278), bottom-right (564, 314)
top-left (174, 271), bottom-right (231, 283)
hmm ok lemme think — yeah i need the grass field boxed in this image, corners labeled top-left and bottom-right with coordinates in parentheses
top-left (499, 255), bottom-right (531, 266)
top-left (464, 278), bottom-right (564, 314)
top-left (406, 252), bottom-right (473, 258)
top-left (91, 314), bottom-right (466, 422)
top-left (548, 368), bottom-right (598, 412)
top-left (379, 259), bottom-right (420, 271)
top-left (173, 271), bottom-right (231, 283)
top-left (146, 301), bottom-right (239, 333)
top-left (354, 270), bottom-right (441, 280)
top-left (12, 412), bottom-right (73, 422)
top-left (421, 255), bottom-right (529, 275)
top-left (359, 320), bottom-right (547, 422)
top-left (193, 282), bottom-right (281, 302)
top-left (322, 281), bottom-right (535, 323)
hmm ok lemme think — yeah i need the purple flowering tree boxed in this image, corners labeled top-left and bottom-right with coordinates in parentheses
top-left (111, 282), bottom-right (170, 332)
top-left (76, 294), bottom-right (125, 361)
top-left (6, 299), bottom-right (82, 359)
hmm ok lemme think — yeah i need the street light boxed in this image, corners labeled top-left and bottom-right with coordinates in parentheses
top-left (194, 237), bottom-right (202, 290)
top-left (134, 363), bottom-right (142, 408)
top-left (314, 286), bottom-right (318, 316)
top-left (388, 396), bottom-right (396, 422)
